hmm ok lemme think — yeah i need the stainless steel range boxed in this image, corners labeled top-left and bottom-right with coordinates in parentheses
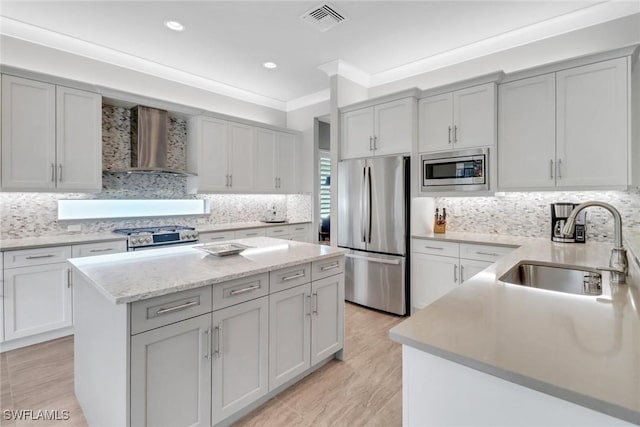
top-left (113, 226), bottom-right (199, 251)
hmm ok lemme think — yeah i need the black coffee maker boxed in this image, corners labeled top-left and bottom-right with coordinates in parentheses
top-left (550, 203), bottom-right (586, 243)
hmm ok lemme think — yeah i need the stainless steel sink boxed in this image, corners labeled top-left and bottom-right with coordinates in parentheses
top-left (499, 262), bottom-right (602, 296)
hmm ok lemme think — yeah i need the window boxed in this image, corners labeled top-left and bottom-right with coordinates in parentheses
top-left (319, 154), bottom-right (331, 218)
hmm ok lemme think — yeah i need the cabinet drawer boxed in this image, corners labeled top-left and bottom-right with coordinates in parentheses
top-left (199, 231), bottom-right (235, 243)
top-left (212, 273), bottom-right (269, 311)
top-left (266, 226), bottom-right (289, 238)
top-left (412, 239), bottom-right (459, 257)
top-left (131, 286), bottom-right (213, 335)
top-left (4, 246), bottom-right (72, 269)
top-left (71, 240), bottom-right (127, 258)
top-left (288, 223), bottom-right (310, 235)
top-left (234, 228), bottom-right (266, 239)
top-left (459, 243), bottom-right (514, 263)
top-left (270, 263), bottom-right (311, 293)
top-left (312, 256), bottom-right (345, 281)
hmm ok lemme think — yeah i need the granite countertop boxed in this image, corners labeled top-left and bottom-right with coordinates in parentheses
top-left (0, 221), bottom-right (312, 251)
top-left (391, 238), bottom-right (640, 424)
top-left (411, 230), bottom-right (527, 248)
top-left (68, 237), bottom-right (344, 305)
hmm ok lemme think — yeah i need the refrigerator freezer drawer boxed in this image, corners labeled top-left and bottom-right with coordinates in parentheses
top-left (345, 251), bottom-right (406, 315)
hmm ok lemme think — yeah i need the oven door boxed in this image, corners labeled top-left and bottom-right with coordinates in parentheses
top-left (421, 148), bottom-right (489, 192)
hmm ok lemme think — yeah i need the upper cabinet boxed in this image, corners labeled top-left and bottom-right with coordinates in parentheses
top-left (419, 82), bottom-right (496, 153)
top-left (1, 75), bottom-right (102, 192)
top-left (188, 116), bottom-right (301, 193)
top-left (340, 96), bottom-right (414, 160)
top-left (499, 57), bottom-right (628, 190)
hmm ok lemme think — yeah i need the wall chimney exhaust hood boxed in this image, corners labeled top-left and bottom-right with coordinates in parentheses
top-left (108, 105), bottom-right (195, 176)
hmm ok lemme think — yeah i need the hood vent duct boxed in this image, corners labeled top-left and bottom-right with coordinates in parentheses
top-left (108, 105), bottom-right (194, 176)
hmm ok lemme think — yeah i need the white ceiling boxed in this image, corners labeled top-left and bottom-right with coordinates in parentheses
top-left (0, 1), bottom-right (638, 109)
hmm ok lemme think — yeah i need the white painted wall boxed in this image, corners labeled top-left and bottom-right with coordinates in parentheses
top-left (369, 14), bottom-right (640, 98)
top-left (0, 35), bottom-right (287, 126)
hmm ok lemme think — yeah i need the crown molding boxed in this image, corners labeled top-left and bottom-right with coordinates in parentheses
top-left (285, 89), bottom-right (330, 112)
top-left (318, 59), bottom-right (370, 88)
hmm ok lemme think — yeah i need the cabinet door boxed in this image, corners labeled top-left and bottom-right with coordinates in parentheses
top-left (460, 259), bottom-right (492, 284)
top-left (498, 74), bottom-right (556, 189)
top-left (254, 128), bottom-right (277, 191)
top-left (228, 122), bottom-right (255, 191)
top-left (55, 86), bottom-right (102, 191)
top-left (374, 98), bottom-right (413, 156)
top-left (276, 132), bottom-right (297, 192)
top-left (418, 93), bottom-right (452, 153)
top-left (212, 296), bottom-right (268, 425)
top-left (311, 274), bottom-right (344, 366)
top-left (130, 314), bottom-right (212, 427)
top-left (269, 284), bottom-right (311, 390)
top-left (340, 107), bottom-right (374, 160)
top-left (1, 75), bottom-right (56, 190)
top-left (453, 83), bottom-right (496, 149)
top-left (411, 253), bottom-right (458, 312)
top-left (3, 263), bottom-right (72, 340)
top-left (556, 57), bottom-right (628, 188)
top-left (198, 117), bottom-right (229, 191)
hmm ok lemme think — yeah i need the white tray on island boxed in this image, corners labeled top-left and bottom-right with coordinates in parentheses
top-left (197, 242), bottom-right (253, 257)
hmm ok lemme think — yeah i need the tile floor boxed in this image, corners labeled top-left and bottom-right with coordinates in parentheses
top-left (0, 303), bottom-right (404, 427)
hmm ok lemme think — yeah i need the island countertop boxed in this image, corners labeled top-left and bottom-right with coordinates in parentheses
top-left (68, 237), bottom-right (345, 305)
top-left (390, 239), bottom-right (640, 424)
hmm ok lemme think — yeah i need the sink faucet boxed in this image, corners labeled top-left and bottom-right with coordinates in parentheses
top-left (561, 201), bottom-right (628, 284)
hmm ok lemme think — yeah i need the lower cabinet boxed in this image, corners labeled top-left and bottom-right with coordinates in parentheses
top-left (212, 296), bottom-right (269, 425)
top-left (460, 258), bottom-right (492, 284)
top-left (311, 275), bottom-right (345, 365)
top-left (130, 314), bottom-right (212, 427)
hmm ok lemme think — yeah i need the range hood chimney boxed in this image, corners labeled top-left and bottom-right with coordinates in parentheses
top-left (114, 105), bottom-right (193, 176)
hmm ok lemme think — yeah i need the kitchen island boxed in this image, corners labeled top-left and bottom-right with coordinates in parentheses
top-left (391, 238), bottom-right (640, 426)
top-left (68, 237), bottom-right (346, 427)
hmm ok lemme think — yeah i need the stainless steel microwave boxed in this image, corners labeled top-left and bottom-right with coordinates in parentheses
top-left (421, 148), bottom-right (489, 192)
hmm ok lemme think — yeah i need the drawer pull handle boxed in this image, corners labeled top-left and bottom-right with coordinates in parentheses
top-left (423, 246), bottom-right (444, 250)
top-left (320, 263), bottom-right (339, 271)
top-left (245, 233), bottom-right (259, 236)
top-left (156, 301), bottom-right (198, 315)
top-left (476, 251), bottom-right (500, 257)
top-left (273, 230), bottom-right (284, 233)
top-left (208, 236), bottom-right (226, 240)
top-left (229, 285), bottom-right (260, 295)
top-left (282, 272), bottom-right (305, 281)
top-left (26, 254), bottom-right (55, 259)
top-left (89, 248), bottom-right (114, 253)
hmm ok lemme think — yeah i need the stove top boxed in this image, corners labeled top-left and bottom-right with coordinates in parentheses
top-left (113, 226), bottom-right (195, 236)
top-left (113, 226), bottom-right (198, 250)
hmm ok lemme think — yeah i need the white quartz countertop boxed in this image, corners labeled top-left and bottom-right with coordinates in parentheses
top-left (0, 221), bottom-right (311, 251)
top-left (391, 238), bottom-right (640, 424)
top-left (68, 237), bottom-right (344, 305)
top-left (412, 230), bottom-right (528, 247)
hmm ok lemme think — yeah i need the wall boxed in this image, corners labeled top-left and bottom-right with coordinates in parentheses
top-left (413, 190), bottom-right (640, 243)
top-left (369, 14), bottom-right (640, 98)
top-left (0, 105), bottom-right (311, 239)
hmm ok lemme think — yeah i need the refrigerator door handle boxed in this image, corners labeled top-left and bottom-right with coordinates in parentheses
top-left (366, 165), bottom-right (372, 244)
top-left (345, 253), bottom-right (401, 265)
top-left (360, 167), bottom-right (367, 242)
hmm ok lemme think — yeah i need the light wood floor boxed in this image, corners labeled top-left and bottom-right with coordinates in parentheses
top-left (0, 303), bottom-right (404, 427)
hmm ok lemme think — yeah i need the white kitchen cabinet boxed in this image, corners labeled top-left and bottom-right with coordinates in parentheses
top-left (498, 74), bottom-right (556, 189)
top-left (254, 128), bottom-right (277, 192)
top-left (189, 116), bottom-right (229, 192)
top-left (276, 131), bottom-right (297, 192)
top-left (199, 231), bottom-right (236, 244)
top-left (310, 274), bottom-right (345, 365)
top-left (71, 240), bottom-right (127, 258)
top-left (3, 262), bottom-right (73, 340)
top-left (498, 57), bottom-right (628, 190)
top-left (556, 58), bottom-right (628, 188)
top-left (211, 296), bottom-right (269, 425)
top-left (234, 228), bottom-right (266, 239)
top-left (340, 97), bottom-right (413, 159)
top-left (227, 122), bottom-right (255, 191)
top-left (419, 83), bottom-right (496, 153)
top-left (411, 252), bottom-right (459, 311)
top-left (460, 259), bottom-right (492, 284)
top-left (130, 313), bottom-right (212, 427)
top-left (1, 75), bottom-right (102, 192)
top-left (0, 254), bottom-right (4, 343)
top-left (269, 283), bottom-right (312, 390)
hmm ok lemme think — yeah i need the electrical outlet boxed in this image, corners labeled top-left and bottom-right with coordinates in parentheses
top-left (67, 224), bottom-right (82, 232)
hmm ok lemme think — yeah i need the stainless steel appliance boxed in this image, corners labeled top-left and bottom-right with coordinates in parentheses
top-left (421, 148), bottom-right (489, 192)
top-left (551, 203), bottom-right (586, 243)
top-left (113, 226), bottom-right (199, 251)
top-left (338, 156), bottom-right (409, 315)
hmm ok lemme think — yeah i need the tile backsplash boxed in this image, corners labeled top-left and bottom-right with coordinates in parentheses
top-left (415, 190), bottom-right (640, 243)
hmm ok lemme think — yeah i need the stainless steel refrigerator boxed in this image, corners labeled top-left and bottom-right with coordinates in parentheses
top-left (338, 156), bottom-right (409, 315)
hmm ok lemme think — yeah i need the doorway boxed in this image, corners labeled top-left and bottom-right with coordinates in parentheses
top-left (315, 116), bottom-right (331, 244)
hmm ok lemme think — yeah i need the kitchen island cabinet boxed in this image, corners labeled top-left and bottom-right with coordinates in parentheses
top-left (70, 237), bottom-right (345, 427)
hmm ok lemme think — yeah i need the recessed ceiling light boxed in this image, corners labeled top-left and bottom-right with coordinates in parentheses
top-left (165, 21), bottom-right (185, 32)
top-left (262, 62), bottom-right (278, 69)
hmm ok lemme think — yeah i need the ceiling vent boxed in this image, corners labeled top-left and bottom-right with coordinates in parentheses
top-left (300, 3), bottom-right (347, 32)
